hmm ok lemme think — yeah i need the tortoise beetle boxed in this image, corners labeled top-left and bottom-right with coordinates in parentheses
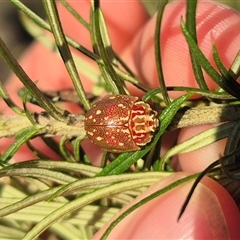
top-left (84, 95), bottom-right (159, 152)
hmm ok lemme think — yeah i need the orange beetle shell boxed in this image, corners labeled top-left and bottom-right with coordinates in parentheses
top-left (84, 95), bottom-right (159, 152)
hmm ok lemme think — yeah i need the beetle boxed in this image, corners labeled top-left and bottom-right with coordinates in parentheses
top-left (84, 95), bottom-right (159, 152)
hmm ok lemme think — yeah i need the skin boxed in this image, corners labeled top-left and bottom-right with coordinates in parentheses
top-left (1, 0), bottom-right (240, 238)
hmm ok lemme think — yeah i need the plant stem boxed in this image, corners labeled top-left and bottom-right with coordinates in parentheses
top-left (0, 113), bottom-right (85, 139)
top-left (1, 104), bottom-right (240, 139)
top-left (168, 104), bottom-right (240, 131)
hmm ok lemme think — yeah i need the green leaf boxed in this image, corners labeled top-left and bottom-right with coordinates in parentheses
top-left (161, 121), bottom-right (235, 169)
top-left (0, 36), bottom-right (66, 122)
top-left (42, 0), bottom-right (90, 110)
top-left (154, 0), bottom-right (170, 105)
top-left (22, 174), bottom-right (164, 239)
top-left (0, 126), bottom-right (39, 164)
top-left (185, 0), bottom-right (208, 90)
top-left (90, 0), bottom-right (125, 94)
top-left (181, 19), bottom-right (240, 99)
top-left (0, 81), bottom-right (24, 115)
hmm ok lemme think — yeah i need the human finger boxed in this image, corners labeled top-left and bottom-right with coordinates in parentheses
top-left (93, 173), bottom-right (240, 239)
top-left (123, 0), bottom-right (240, 98)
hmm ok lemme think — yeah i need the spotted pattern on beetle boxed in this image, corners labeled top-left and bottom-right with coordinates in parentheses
top-left (84, 95), bottom-right (159, 152)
